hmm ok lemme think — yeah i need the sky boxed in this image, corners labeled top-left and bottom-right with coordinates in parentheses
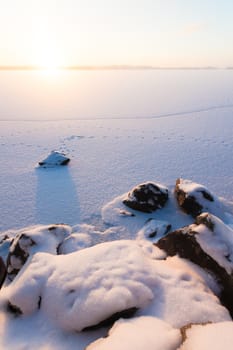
top-left (0, 0), bottom-right (233, 68)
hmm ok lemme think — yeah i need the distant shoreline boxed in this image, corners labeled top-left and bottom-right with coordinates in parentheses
top-left (0, 65), bottom-right (232, 71)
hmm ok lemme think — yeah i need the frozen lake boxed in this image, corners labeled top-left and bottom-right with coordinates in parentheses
top-left (0, 69), bottom-right (233, 121)
top-left (0, 69), bottom-right (233, 231)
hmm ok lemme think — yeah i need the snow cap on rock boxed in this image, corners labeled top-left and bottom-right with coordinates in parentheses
top-left (38, 151), bottom-right (70, 168)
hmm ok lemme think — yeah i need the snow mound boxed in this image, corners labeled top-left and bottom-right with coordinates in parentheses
top-left (2, 241), bottom-right (158, 331)
top-left (101, 191), bottom-right (193, 236)
top-left (87, 316), bottom-right (182, 350)
top-left (59, 224), bottom-right (132, 254)
top-left (1, 240), bottom-right (230, 332)
top-left (38, 151), bottom-right (70, 168)
top-left (180, 322), bottom-right (233, 350)
top-left (6, 224), bottom-right (71, 281)
top-left (137, 219), bottom-right (171, 242)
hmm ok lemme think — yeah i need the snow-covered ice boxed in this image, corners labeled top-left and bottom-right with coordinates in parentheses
top-left (0, 70), bottom-right (233, 349)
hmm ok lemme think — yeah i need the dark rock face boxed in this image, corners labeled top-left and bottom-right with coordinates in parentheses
top-left (0, 256), bottom-right (6, 288)
top-left (156, 213), bottom-right (233, 318)
top-left (6, 234), bottom-right (36, 281)
top-left (83, 307), bottom-right (138, 331)
top-left (175, 178), bottom-right (214, 218)
top-left (195, 212), bottom-right (215, 231)
top-left (123, 182), bottom-right (168, 213)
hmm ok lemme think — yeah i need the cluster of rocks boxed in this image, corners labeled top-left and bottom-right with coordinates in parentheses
top-left (0, 178), bottom-right (232, 344)
top-left (123, 178), bottom-right (221, 218)
top-left (122, 179), bottom-right (233, 318)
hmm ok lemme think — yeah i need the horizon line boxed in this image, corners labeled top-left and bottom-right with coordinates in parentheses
top-left (0, 65), bottom-right (232, 71)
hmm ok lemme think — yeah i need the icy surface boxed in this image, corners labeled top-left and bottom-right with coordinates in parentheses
top-left (0, 108), bottom-right (233, 231)
top-left (0, 70), bottom-right (233, 349)
top-left (87, 316), bottom-right (182, 350)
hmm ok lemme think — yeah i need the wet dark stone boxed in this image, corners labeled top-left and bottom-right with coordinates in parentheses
top-left (6, 234), bottom-right (36, 281)
top-left (0, 256), bottom-right (6, 288)
top-left (123, 182), bottom-right (168, 213)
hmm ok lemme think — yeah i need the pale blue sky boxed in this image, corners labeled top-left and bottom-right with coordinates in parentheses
top-left (0, 0), bottom-right (232, 67)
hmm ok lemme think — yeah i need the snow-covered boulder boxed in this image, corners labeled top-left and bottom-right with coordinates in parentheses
top-left (3, 241), bottom-right (159, 331)
top-left (0, 257), bottom-right (6, 288)
top-left (123, 182), bottom-right (168, 213)
top-left (38, 151), bottom-right (70, 168)
top-left (156, 212), bottom-right (233, 317)
top-left (175, 178), bottom-right (222, 218)
top-left (180, 322), bottom-right (233, 350)
top-left (6, 224), bottom-right (71, 281)
top-left (86, 316), bottom-right (182, 350)
top-left (1, 240), bottom-right (230, 332)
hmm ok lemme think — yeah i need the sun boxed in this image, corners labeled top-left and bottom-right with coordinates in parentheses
top-left (32, 38), bottom-right (64, 74)
top-left (36, 53), bottom-right (63, 73)
top-left (38, 63), bottom-right (61, 76)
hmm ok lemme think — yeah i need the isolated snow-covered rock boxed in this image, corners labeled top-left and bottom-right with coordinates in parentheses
top-left (123, 182), bottom-right (168, 213)
top-left (38, 151), bottom-right (70, 168)
top-left (156, 212), bottom-right (233, 317)
top-left (6, 224), bottom-right (71, 281)
top-left (86, 316), bottom-right (182, 350)
top-left (2, 240), bottom-right (230, 333)
top-left (0, 257), bottom-right (6, 288)
top-left (179, 322), bottom-right (233, 350)
top-left (175, 178), bottom-right (222, 218)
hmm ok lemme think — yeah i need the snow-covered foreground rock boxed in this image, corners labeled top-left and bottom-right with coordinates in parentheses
top-left (2, 239), bottom-right (230, 333)
top-left (0, 178), bottom-right (232, 349)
